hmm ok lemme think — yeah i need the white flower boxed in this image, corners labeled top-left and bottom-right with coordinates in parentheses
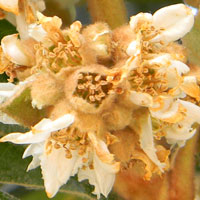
top-left (130, 4), bottom-right (194, 43)
top-left (0, 114), bottom-right (119, 198)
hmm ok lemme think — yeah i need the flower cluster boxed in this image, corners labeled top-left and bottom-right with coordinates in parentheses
top-left (0, 2), bottom-right (198, 199)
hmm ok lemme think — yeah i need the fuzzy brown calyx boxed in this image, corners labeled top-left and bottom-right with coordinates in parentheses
top-left (112, 25), bottom-right (136, 62)
top-left (81, 22), bottom-right (112, 66)
top-left (31, 72), bottom-right (65, 109)
top-left (65, 64), bottom-right (124, 114)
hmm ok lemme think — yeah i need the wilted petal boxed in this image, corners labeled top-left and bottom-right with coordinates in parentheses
top-left (41, 147), bottom-right (82, 198)
top-left (152, 4), bottom-right (194, 42)
top-left (1, 34), bottom-right (31, 66)
top-left (130, 91), bottom-right (153, 107)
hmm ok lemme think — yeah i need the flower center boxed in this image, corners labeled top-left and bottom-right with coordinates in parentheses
top-left (128, 65), bottom-right (168, 96)
top-left (46, 127), bottom-right (89, 159)
top-left (73, 72), bottom-right (114, 107)
top-left (34, 40), bottom-right (82, 73)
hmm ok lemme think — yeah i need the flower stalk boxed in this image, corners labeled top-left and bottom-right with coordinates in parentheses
top-left (86, 0), bottom-right (127, 29)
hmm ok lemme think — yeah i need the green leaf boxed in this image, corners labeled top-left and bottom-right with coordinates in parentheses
top-left (183, 13), bottom-right (200, 66)
top-left (0, 19), bottom-right (17, 41)
top-left (0, 143), bottom-right (122, 200)
top-left (0, 190), bottom-right (19, 200)
top-left (1, 87), bottom-right (47, 127)
top-left (0, 122), bottom-right (28, 136)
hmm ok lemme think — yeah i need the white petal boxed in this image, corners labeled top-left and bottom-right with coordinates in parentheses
top-left (35, 114), bottom-right (75, 133)
top-left (1, 34), bottom-right (31, 66)
top-left (130, 91), bottom-right (153, 107)
top-left (27, 155), bottom-right (41, 171)
top-left (164, 100), bottom-right (200, 145)
top-left (147, 54), bottom-right (171, 66)
top-left (0, 83), bottom-right (16, 103)
top-left (126, 40), bottom-right (141, 56)
top-left (23, 143), bottom-right (44, 158)
top-left (169, 60), bottom-right (190, 75)
top-left (150, 98), bottom-right (179, 121)
top-left (28, 23), bottom-right (47, 42)
top-left (0, 131), bottom-right (49, 144)
top-left (0, 114), bottom-right (75, 144)
top-left (41, 147), bottom-right (82, 198)
top-left (165, 126), bottom-right (196, 142)
top-left (178, 100), bottom-right (200, 125)
top-left (130, 13), bottom-right (153, 31)
top-left (138, 113), bottom-right (165, 171)
top-left (78, 152), bottom-right (116, 199)
top-left (152, 4), bottom-right (194, 42)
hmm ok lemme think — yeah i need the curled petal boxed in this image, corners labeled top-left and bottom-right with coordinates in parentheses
top-left (1, 34), bottom-right (31, 66)
top-left (152, 4), bottom-right (194, 42)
